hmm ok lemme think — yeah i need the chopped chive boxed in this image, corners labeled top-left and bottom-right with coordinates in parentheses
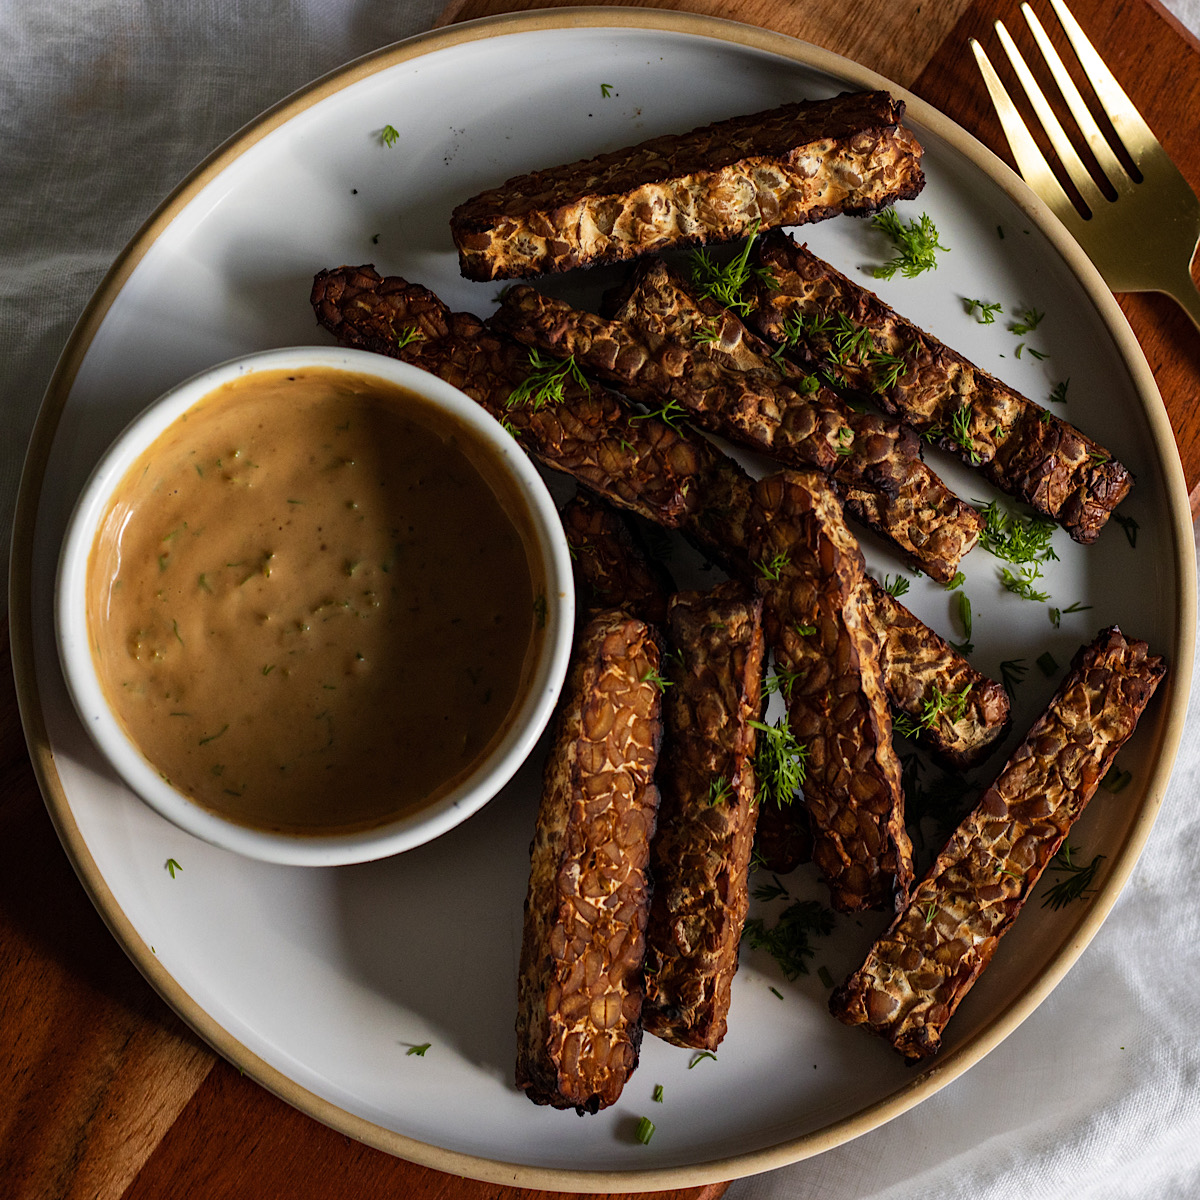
top-left (635, 1116), bottom-right (655, 1144)
top-left (1101, 767), bottom-right (1133, 794)
top-left (817, 965), bottom-right (835, 989)
top-left (1036, 651), bottom-right (1058, 676)
top-left (688, 1051), bottom-right (718, 1069)
top-left (769, 985), bottom-right (784, 999)
top-left (652, 1084), bottom-right (664, 1102)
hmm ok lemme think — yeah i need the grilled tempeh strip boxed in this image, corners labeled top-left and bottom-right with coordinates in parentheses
top-left (490, 262), bottom-right (981, 583)
top-left (862, 578), bottom-right (1010, 771)
top-left (746, 231), bottom-right (1133, 542)
top-left (830, 626), bottom-right (1165, 1060)
top-left (747, 470), bottom-right (912, 911)
top-left (643, 582), bottom-right (766, 1048)
top-left (561, 492), bottom-right (674, 627)
top-left (516, 610), bottom-right (665, 1112)
top-left (450, 90), bottom-right (925, 281)
top-left (309, 265), bottom-right (1006, 764)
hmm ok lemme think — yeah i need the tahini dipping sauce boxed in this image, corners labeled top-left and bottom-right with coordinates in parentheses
top-left (86, 368), bottom-right (542, 834)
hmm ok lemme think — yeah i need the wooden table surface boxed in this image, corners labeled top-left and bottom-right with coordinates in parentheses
top-left (5, 2), bottom-right (1199, 1198)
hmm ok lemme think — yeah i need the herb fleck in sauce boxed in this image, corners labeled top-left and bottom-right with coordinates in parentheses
top-left (88, 369), bottom-right (540, 834)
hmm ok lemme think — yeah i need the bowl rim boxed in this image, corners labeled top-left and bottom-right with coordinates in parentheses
top-left (53, 344), bottom-right (576, 867)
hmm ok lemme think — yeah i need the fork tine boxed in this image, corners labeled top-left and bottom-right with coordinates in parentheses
top-left (993, 19), bottom-right (1108, 212)
top-left (970, 38), bottom-right (1084, 230)
top-left (1046, 0), bottom-right (1160, 165)
top-left (1020, 3), bottom-right (1133, 193)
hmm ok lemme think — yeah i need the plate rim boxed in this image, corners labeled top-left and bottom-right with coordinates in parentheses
top-left (10, 7), bottom-right (1196, 1191)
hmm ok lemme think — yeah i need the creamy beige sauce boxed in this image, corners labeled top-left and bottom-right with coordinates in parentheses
top-left (87, 368), bottom-right (542, 834)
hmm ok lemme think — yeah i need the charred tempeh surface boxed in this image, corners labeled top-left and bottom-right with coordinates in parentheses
top-left (830, 626), bottom-right (1165, 1060)
top-left (561, 492), bottom-right (674, 627)
top-left (450, 90), bottom-right (925, 281)
top-left (861, 578), bottom-right (1010, 772)
top-left (309, 265), bottom-right (1007, 765)
top-left (490, 261), bottom-right (981, 583)
top-left (643, 582), bottom-right (766, 1049)
top-left (747, 470), bottom-right (913, 911)
top-left (516, 610), bottom-right (665, 1112)
top-left (746, 231), bottom-right (1133, 542)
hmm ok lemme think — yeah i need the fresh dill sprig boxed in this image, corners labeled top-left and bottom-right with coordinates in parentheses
top-left (750, 717), bottom-right (808, 808)
top-left (950, 590), bottom-right (974, 655)
top-left (742, 899), bottom-right (835, 980)
top-left (1000, 563), bottom-right (1050, 603)
top-left (754, 551), bottom-right (791, 582)
top-left (1041, 842), bottom-right (1104, 910)
top-left (631, 396), bottom-right (689, 430)
top-left (406, 1042), bottom-right (431, 1056)
top-left (977, 500), bottom-right (1058, 564)
top-left (1009, 305), bottom-right (1045, 335)
top-left (380, 123), bottom-right (400, 148)
top-left (881, 572), bottom-right (910, 598)
top-left (393, 323), bottom-right (423, 351)
top-left (1049, 379), bottom-right (1070, 405)
top-left (893, 683), bottom-right (970, 739)
top-left (641, 666), bottom-right (673, 692)
top-left (964, 297), bottom-right (1003, 324)
top-left (928, 404), bottom-right (980, 464)
top-left (165, 857), bottom-right (182, 879)
top-left (999, 657), bottom-right (1028, 699)
top-left (506, 349), bottom-right (589, 411)
top-left (1112, 512), bottom-right (1139, 548)
top-left (870, 209), bottom-right (948, 280)
top-left (688, 1051), bottom-right (718, 1068)
top-left (707, 775), bottom-right (733, 806)
top-left (600, 82), bottom-right (613, 98)
top-left (689, 220), bottom-right (775, 315)
top-left (1048, 600), bottom-right (1093, 628)
top-left (752, 875), bottom-right (791, 903)
top-left (763, 667), bottom-right (802, 699)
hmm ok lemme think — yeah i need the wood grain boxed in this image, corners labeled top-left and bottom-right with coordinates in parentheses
top-left (5, 3), bottom-right (1198, 1199)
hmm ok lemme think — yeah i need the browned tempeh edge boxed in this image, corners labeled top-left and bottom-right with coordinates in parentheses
top-left (450, 90), bottom-right (926, 281)
top-left (308, 264), bottom-right (1006, 766)
top-left (830, 625), bottom-right (1165, 1061)
top-left (643, 581), bottom-right (766, 1047)
top-left (515, 609), bottom-right (664, 1112)
top-left (489, 267), bottom-right (982, 585)
top-left (747, 230), bottom-right (1134, 544)
top-left (748, 470), bottom-right (913, 912)
top-left (560, 491), bottom-right (675, 627)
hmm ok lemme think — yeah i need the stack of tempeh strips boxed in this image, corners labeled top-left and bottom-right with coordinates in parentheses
top-left (489, 264), bottom-right (982, 585)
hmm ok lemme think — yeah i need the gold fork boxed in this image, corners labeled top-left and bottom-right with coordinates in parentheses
top-left (971, 0), bottom-right (1200, 330)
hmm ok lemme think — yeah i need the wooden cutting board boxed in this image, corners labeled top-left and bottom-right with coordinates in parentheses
top-left (5, 3), bottom-right (1198, 1200)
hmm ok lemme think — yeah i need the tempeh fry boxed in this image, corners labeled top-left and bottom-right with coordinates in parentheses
top-left (746, 231), bottom-right (1133, 542)
top-left (515, 610), bottom-right (665, 1112)
top-left (860, 577), bottom-right (1011, 771)
top-left (309, 265), bottom-right (1008, 765)
top-left (643, 581), bottom-right (766, 1049)
top-left (747, 470), bottom-right (913, 911)
top-left (561, 492), bottom-right (674, 626)
top-left (450, 90), bottom-right (925, 281)
top-left (830, 626), bottom-right (1165, 1060)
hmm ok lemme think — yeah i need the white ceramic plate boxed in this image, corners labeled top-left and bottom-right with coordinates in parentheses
top-left (12, 10), bottom-right (1195, 1192)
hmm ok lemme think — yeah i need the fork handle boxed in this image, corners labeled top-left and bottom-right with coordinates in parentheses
top-left (1159, 265), bottom-right (1200, 333)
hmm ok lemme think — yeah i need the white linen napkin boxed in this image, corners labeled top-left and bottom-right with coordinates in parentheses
top-left (3, 3), bottom-right (1198, 1197)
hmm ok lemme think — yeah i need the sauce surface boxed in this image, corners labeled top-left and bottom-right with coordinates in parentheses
top-left (87, 368), bottom-right (541, 833)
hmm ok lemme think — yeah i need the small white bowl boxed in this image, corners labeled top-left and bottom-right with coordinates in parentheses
top-left (56, 346), bottom-right (575, 866)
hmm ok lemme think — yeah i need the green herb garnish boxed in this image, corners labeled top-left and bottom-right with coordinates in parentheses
top-left (950, 590), bottom-right (974, 655)
top-left (1036, 650), bottom-right (1058, 676)
top-left (1049, 379), bottom-right (1070, 405)
top-left (707, 775), bottom-right (733, 806)
top-left (754, 551), bottom-right (791, 582)
top-left (977, 500), bottom-right (1058, 564)
top-left (965, 298), bottom-right (1003, 324)
top-left (393, 323), bottom-right (423, 351)
top-left (881, 573), bottom-right (910, 598)
top-left (1112, 512), bottom-right (1139, 548)
top-left (600, 82), bottom-right (613, 98)
top-left (652, 1084), bottom-right (664, 1102)
top-left (743, 900), bottom-right (835, 979)
top-left (750, 717), bottom-right (808, 808)
top-left (165, 858), bottom-right (182, 879)
top-left (635, 1116), bottom-right (655, 1144)
top-left (999, 658), bottom-right (1027, 698)
top-left (688, 1051), bottom-right (718, 1069)
top-left (817, 965), bottom-right (835, 989)
top-left (641, 666), bottom-right (672, 692)
top-left (1041, 842), bottom-right (1104, 909)
top-left (406, 1042), bottom-right (431, 1056)
top-left (1009, 305), bottom-right (1044, 334)
top-left (1048, 601), bottom-right (1093, 628)
top-left (381, 124), bottom-right (399, 148)
top-left (871, 209), bottom-right (948, 279)
top-left (507, 349), bottom-right (588, 411)
top-left (1101, 767), bottom-right (1133, 794)
top-left (1001, 563), bottom-right (1050, 602)
top-left (690, 220), bottom-right (775, 315)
